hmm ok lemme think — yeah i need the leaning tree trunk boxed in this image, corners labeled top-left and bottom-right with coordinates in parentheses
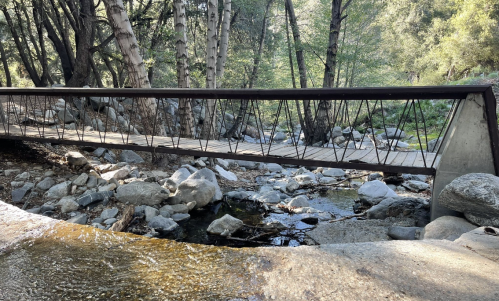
top-left (174, 0), bottom-right (193, 138)
top-left (216, 0), bottom-right (231, 88)
top-left (102, 0), bottom-right (164, 135)
top-left (202, 0), bottom-right (218, 140)
top-left (285, 0), bottom-right (313, 143)
top-left (0, 39), bottom-right (11, 87)
top-left (225, 0), bottom-right (273, 139)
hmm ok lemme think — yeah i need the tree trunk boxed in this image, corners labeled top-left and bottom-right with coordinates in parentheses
top-left (225, 0), bottom-right (272, 139)
top-left (323, 0), bottom-right (343, 88)
top-left (174, 0), bottom-right (193, 138)
top-left (285, 0), bottom-right (313, 143)
top-left (216, 0), bottom-right (231, 88)
top-left (202, 0), bottom-right (218, 140)
top-left (0, 39), bottom-right (12, 87)
top-left (102, 0), bottom-right (163, 135)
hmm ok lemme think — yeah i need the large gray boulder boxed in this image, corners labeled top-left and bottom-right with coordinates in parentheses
top-left (454, 227), bottom-right (499, 262)
top-left (164, 168), bottom-right (191, 192)
top-left (116, 181), bottom-right (169, 206)
top-left (187, 168), bottom-right (222, 201)
top-left (358, 180), bottom-right (398, 205)
top-left (366, 197), bottom-right (430, 226)
top-left (421, 216), bottom-right (477, 241)
top-left (288, 195), bottom-right (310, 208)
top-left (322, 168), bottom-right (345, 177)
top-left (438, 173), bottom-right (499, 227)
top-left (257, 191), bottom-right (281, 204)
top-left (214, 165), bottom-right (237, 181)
top-left (148, 216), bottom-right (178, 232)
top-left (119, 150), bottom-right (144, 164)
top-left (207, 214), bottom-right (244, 236)
top-left (428, 137), bottom-right (443, 153)
top-left (101, 166), bottom-right (130, 181)
top-left (65, 152), bottom-right (87, 166)
top-left (171, 179), bottom-right (216, 208)
top-left (381, 128), bottom-right (406, 139)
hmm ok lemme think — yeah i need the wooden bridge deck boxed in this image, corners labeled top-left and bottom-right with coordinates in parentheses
top-left (0, 124), bottom-right (439, 174)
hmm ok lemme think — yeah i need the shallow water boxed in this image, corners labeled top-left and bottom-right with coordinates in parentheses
top-left (0, 223), bottom-right (261, 300)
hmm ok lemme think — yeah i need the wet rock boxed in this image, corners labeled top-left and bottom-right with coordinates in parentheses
top-left (388, 226), bottom-right (423, 240)
top-left (101, 166), bottom-right (130, 181)
top-left (322, 168), bottom-right (345, 177)
top-left (438, 173), bottom-right (499, 227)
top-left (292, 207), bottom-right (322, 214)
top-left (171, 179), bottom-right (216, 208)
top-left (67, 213), bottom-right (88, 225)
top-left (358, 180), bottom-right (398, 206)
top-left (172, 213), bottom-right (190, 222)
top-left (116, 181), bottom-right (169, 206)
top-left (65, 152), bottom-right (87, 166)
top-left (267, 163), bottom-right (283, 173)
top-left (12, 183), bottom-right (34, 203)
top-left (401, 180), bottom-right (429, 192)
top-left (366, 197), bottom-right (430, 226)
top-left (288, 195), bottom-right (310, 207)
top-left (57, 196), bottom-right (79, 213)
top-left (226, 191), bottom-right (249, 200)
top-left (258, 191), bottom-right (281, 204)
top-left (187, 168), bottom-right (222, 201)
top-left (144, 206), bottom-right (159, 222)
top-left (77, 191), bottom-right (114, 207)
top-left (119, 150), bottom-right (144, 164)
top-left (422, 216), bottom-right (477, 241)
top-left (148, 216), bottom-right (179, 232)
top-left (214, 165), bottom-right (237, 181)
top-left (73, 173), bottom-right (89, 186)
top-left (207, 214), bottom-right (244, 236)
top-left (45, 181), bottom-right (71, 199)
top-left (100, 207), bottom-right (119, 220)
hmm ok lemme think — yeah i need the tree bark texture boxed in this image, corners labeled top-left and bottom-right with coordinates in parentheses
top-left (202, 0), bottom-right (218, 140)
top-left (102, 0), bottom-right (163, 135)
top-left (0, 39), bottom-right (12, 87)
top-left (216, 0), bottom-right (231, 88)
top-left (174, 0), bottom-right (193, 138)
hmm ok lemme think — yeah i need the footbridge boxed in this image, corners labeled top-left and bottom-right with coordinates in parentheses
top-left (0, 86), bottom-right (498, 219)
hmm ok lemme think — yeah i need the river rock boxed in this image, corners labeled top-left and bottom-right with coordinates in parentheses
top-left (171, 179), bottom-right (215, 208)
top-left (401, 180), bottom-right (429, 192)
top-left (236, 160), bottom-right (259, 170)
top-left (319, 177), bottom-right (337, 184)
top-left (322, 168), bottom-right (345, 177)
top-left (86, 176), bottom-right (98, 188)
top-left (286, 180), bottom-right (300, 193)
top-left (294, 172), bottom-right (317, 185)
top-left (330, 126), bottom-right (342, 139)
top-left (258, 191), bottom-right (281, 204)
top-left (402, 174), bottom-right (427, 182)
top-left (387, 226), bottom-right (423, 240)
top-left (381, 128), bottom-right (406, 139)
top-left (454, 227), bottom-right (499, 262)
top-left (93, 147), bottom-right (107, 157)
top-left (366, 197), bottom-right (430, 226)
top-left (421, 216), bottom-right (477, 241)
top-left (226, 191), bottom-right (249, 200)
top-left (116, 181), bottom-right (169, 206)
top-left (216, 158), bottom-right (230, 169)
top-left (144, 206), bottom-right (159, 222)
top-left (36, 177), bottom-right (56, 191)
top-left (57, 196), bottom-right (79, 213)
top-left (15, 172), bottom-right (30, 181)
top-left (288, 195), bottom-right (310, 207)
top-left (12, 183), bottom-right (34, 203)
top-left (120, 150), bottom-right (144, 164)
top-left (214, 165), bottom-right (237, 181)
top-left (148, 216), bottom-right (179, 232)
top-left (77, 191), bottom-right (114, 207)
top-left (100, 207), bottom-right (119, 220)
top-left (101, 166), bottom-right (130, 181)
top-left (207, 214), bottom-right (244, 236)
top-left (428, 137), bottom-right (443, 152)
top-left (45, 181), bottom-right (71, 199)
top-left (73, 173), bottom-right (89, 186)
top-left (65, 152), bottom-right (87, 166)
top-left (172, 213), bottom-right (190, 222)
top-left (358, 180), bottom-right (398, 205)
top-left (187, 168), bottom-right (222, 201)
top-left (164, 168), bottom-right (191, 192)
top-left (438, 173), bottom-right (499, 227)
top-left (266, 163), bottom-right (283, 173)
top-left (273, 132), bottom-right (287, 141)
top-left (67, 213), bottom-right (88, 225)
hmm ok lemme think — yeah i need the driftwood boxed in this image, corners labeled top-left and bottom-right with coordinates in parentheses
top-left (109, 205), bottom-right (135, 232)
top-left (328, 212), bottom-right (366, 223)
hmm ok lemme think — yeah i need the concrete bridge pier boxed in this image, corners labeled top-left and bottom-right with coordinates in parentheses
top-left (431, 92), bottom-right (499, 220)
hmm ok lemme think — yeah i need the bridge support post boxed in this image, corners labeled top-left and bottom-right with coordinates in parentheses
top-left (431, 92), bottom-right (498, 220)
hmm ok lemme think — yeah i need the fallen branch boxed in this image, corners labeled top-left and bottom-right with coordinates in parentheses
top-left (109, 205), bottom-right (135, 232)
top-left (328, 212), bottom-right (366, 223)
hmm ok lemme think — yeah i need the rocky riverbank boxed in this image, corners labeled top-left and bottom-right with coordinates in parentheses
top-left (0, 139), bottom-right (440, 247)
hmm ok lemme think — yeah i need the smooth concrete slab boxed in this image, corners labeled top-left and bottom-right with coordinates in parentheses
top-left (2, 201), bottom-right (499, 300)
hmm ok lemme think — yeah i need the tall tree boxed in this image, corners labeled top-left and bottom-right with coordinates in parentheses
top-left (202, 0), bottom-right (218, 139)
top-left (174, 0), bottom-right (193, 138)
top-left (216, 0), bottom-right (231, 88)
top-left (0, 38), bottom-right (11, 87)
